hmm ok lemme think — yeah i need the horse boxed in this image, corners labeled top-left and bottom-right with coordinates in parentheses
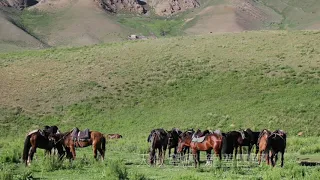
top-left (167, 128), bottom-right (182, 159)
top-left (221, 131), bottom-right (244, 160)
top-left (43, 125), bottom-right (60, 156)
top-left (257, 129), bottom-right (271, 165)
top-left (50, 128), bottom-right (106, 161)
top-left (177, 129), bottom-right (194, 161)
top-left (22, 130), bottom-right (65, 166)
top-left (267, 129), bottom-right (287, 167)
top-left (189, 132), bottom-right (223, 168)
top-left (106, 134), bottom-right (123, 139)
top-left (238, 128), bottom-right (260, 160)
top-left (148, 128), bottom-right (168, 166)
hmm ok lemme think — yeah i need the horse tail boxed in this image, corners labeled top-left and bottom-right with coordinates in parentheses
top-left (101, 135), bottom-right (106, 152)
top-left (23, 135), bottom-right (31, 163)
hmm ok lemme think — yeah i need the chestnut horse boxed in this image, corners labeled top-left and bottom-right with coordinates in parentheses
top-left (190, 133), bottom-right (223, 168)
top-left (106, 134), bottom-right (123, 139)
top-left (22, 130), bottom-right (65, 166)
top-left (51, 130), bottom-right (106, 160)
top-left (257, 129), bottom-right (271, 165)
top-left (177, 129), bottom-right (194, 161)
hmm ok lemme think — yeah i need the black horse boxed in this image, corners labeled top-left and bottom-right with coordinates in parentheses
top-left (23, 129), bottom-right (65, 166)
top-left (148, 128), bottom-right (168, 166)
top-left (238, 128), bottom-right (260, 160)
top-left (167, 128), bottom-right (182, 159)
top-left (43, 125), bottom-right (61, 156)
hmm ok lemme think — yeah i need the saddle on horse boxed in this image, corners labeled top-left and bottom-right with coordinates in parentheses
top-left (71, 127), bottom-right (90, 142)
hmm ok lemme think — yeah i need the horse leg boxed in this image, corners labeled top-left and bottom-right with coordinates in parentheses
top-left (247, 145), bottom-right (252, 161)
top-left (197, 151), bottom-right (200, 167)
top-left (281, 150), bottom-right (284, 167)
top-left (70, 146), bottom-right (76, 160)
top-left (206, 150), bottom-right (211, 166)
top-left (258, 150), bottom-right (262, 165)
top-left (93, 143), bottom-right (98, 160)
top-left (254, 145), bottom-right (259, 160)
top-left (275, 152), bottom-right (278, 166)
top-left (168, 148), bottom-right (171, 159)
top-left (239, 146), bottom-right (243, 160)
top-left (163, 149), bottom-right (166, 165)
top-left (234, 146), bottom-right (238, 160)
top-left (97, 148), bottom-right (104, 161)
top-left (192, 149), bottom-right (197, 168)
top-left (27, 146), bottom-right (36, 166)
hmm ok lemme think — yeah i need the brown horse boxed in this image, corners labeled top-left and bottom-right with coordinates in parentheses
top-left (51, 129), bottom-right (106, 160)
top-left (257, 129), bottom-right (271, 165)
top-left (188, 132), bottom-right (223, 168)
top-left (267, 130), bottom-right (287, 167)
top-left (177, 129), bottom-right (194, 161)
top-left (222, 131), bottom-right (244, 160)
top-left (106, 134), bottom-right (123, 139)
top-left (22, 130), bottom-right (65, 166)
top-left (148, 129), bottom-right (168, 166)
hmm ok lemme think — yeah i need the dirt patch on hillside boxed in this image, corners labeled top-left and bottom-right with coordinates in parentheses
top-left (29, 0), bottom-right (129, 46)
top-left (185, 0), bottom-right (282, 34)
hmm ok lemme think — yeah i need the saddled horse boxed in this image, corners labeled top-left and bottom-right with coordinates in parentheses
top-left (167, 128), bottom-right (182, 159)
top-left (257, 129), bottom-right (271, 165)
top-left (221, 131), bottom-right (244, 160)
top-left (189, 131), bottom-right (223, 168)
top-left (238, 128), bottom-right (260, 160)
top-left (267, 129), bottom-right (287, 167)
top-left (22, 129), bottom-right (65, 166)
top-left (50, 128), bottom-right (106, 160)
top-left (148, 128), bottom-right (168, 166)
top-left (106, 134), bottom-right (123, 139)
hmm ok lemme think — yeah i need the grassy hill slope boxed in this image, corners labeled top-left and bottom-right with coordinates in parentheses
top-left (0, 30), bottom-right (320, 179)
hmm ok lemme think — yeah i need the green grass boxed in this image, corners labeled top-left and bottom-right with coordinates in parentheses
top-left (0, 31), bottom-right (320, 179)
top-left (117, 16), bottom-right (185, 37)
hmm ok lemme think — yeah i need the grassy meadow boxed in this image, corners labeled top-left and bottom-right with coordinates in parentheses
top-left (0, 31), bottom-right (320, 179)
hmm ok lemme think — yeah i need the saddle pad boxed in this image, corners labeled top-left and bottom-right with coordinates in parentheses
top-left (192, 136), bottom-right (206, 143)
top-left (27, 129), bottom-right (39, 136)
top-left (77, 129), bottom-right (90, 140)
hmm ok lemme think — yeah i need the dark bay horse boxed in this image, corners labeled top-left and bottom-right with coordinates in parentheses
top-left (43, 125), bottom-right (60, 156)
top-left (267, 129), bottom-right (287, 167)
top-left (257, 129), bottom-right (271, 165)
top-left (167, 128), bottom-right (182, 159)
top-left (22, 130), bottom-right (65, 166)
top-left (222, 131), bottom-right (244, 160)
top-left (51, 129), bottom-right (106, 160)
top-left (189, 132), bottom-right (223, 168)
top-left (148, 128), bottom-right (168, 166)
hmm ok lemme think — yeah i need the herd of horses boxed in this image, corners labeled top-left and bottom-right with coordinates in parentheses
top-left (22, 126), bottom-right (286, 169)
top-left (147, 128), bottom-right (287, 168)
top-left (22, 126), bottom-right (122, 166)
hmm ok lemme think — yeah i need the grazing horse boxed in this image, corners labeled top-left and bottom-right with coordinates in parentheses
top-left (167, 128), bottom-right (182, 159)
top-left (267, 130), bottom-right (287, 167)
top-left (22, 130), bottom-right (65, 166)
top-left (189, 132), bottom-right (223, 168)
top-left (43, 125), bottom-right (60, 156)
top-left (238, 128), bottom-right (260, 160)
top-left (177, 129), bottom-right (194, 161)
top-left (257, 129), bottom-right (271, 165)
top-left (50, 129), bottom-right (106, 160)
top-left (106, 134), bottom-right (123, 139)
top-left (148, 128), bottom-right (168, 166)
top-left (222, 131), bottom-right (244, 160)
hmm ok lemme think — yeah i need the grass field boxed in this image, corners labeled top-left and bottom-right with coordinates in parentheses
top-left (0, 30), bottom-right (320, 179)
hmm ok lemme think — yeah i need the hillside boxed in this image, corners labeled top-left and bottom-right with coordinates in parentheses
top-left (1, 30), bottom-right (319, 135)
top-left (0, 30), bottom-right (320, 179)
top-left (1, 0), bottom-right (320, 51)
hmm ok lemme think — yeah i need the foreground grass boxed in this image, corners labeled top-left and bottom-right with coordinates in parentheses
top-left (0, 31), bottom-right (319, 179)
